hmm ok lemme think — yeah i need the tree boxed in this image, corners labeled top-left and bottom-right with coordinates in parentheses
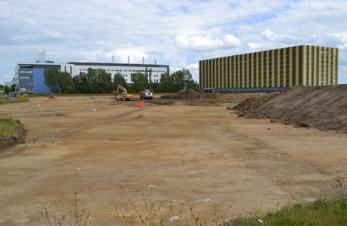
top-left (4, 86), bottom-right (10, 94)
top-left (86, 68), bottom-right (113, 93)
top-left (86, 68), bottom-right (99, 93)
top-left (155, 70), bottom-right (199, 93)
top-left (172, 69), bottom-right (199, 91)
top-left (185, 79), bottom-right (199, 91)
top-left (44, 67), bottom-right (60, 93)
top-left (158, 73), bottom-right (177, 92)
top-left (171, 69), bottom-right (193, 90)
top-left (44, 68), bottom-right (74, 93)
top-left (73, 74), bottom-right (89, 93)
top-left (97, 69), bottom-right (113, 93)
top-left (131, 72), bottom-right (148, 93)
top-left (113, 73), bottom-right (127, 88)
top-left (10, 84), bottom-right (16, 92)
top-left (59, 72), bottom-right (74, 93)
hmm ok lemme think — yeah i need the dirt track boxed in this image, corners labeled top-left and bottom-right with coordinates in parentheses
top-left (0, 95), bottom-right (347, 225)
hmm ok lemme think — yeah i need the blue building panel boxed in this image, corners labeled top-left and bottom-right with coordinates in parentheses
top-left (32, 68), bottom-right (52, 93)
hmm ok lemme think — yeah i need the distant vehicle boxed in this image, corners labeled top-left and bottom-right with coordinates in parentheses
top-left (139, 89), bottom-right (153, 100)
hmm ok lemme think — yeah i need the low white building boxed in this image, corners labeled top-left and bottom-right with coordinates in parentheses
top-left (61, 62), bottom-right (170, 83)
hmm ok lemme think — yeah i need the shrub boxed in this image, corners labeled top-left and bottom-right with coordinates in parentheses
top-left (0, 118), bottom-right (23, 138)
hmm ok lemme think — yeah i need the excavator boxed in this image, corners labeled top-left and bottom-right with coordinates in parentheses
top-left (114, 84), bottom-right (135, 101)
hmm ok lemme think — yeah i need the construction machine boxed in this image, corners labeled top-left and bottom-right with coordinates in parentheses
top-left (114, 84), bottom-right (135, 101)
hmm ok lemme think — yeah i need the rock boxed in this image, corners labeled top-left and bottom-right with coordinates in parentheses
top-left (169, 216), bottom-right (179, 222)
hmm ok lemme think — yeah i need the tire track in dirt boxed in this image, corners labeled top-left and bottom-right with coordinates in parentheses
top-left (38, 108), bottom-right (142, 142)
top-left (204, 119), bottom-right (338, 199)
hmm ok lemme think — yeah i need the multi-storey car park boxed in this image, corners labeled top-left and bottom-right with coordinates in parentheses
top-left (14, 61), bottom-right (170, 93)
top-left (199, 45), bottom-right (339, 92)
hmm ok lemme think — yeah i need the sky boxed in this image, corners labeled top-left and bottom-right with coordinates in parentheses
top-left (0, 0), bottom-right (347, 84)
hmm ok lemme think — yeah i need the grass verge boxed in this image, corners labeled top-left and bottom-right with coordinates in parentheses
top-left (0, 96), bottom-right (28, 104)
top-left (0, 118), bottom-right (24, 138)
top-left (232, 198), bottom-right (347, 226)
top-left (41, 195), bottom-right (347, 226)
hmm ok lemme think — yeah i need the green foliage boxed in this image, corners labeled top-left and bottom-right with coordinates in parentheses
top-left (44, 68), bottom-right (74, 93)
top-left (73, 75), bottom-right (89, 93)
top-left (0, 96), bottom-right (28, 104)
top-left (4, 86), bottom-right (10, 94)
top-left (10, 84), bottom-right (16, 92)
top-left (171, 69), bottom-right (188, 90)
top-left (44, 67), bottom-right (60, 93)
top-left (98, 70), bottom-right (113, 93)
top-left (129, 72), bottom-right (149, 93)
top-left (86, 68), bottom-right (99, 93)
top-left (59, 72), bottom-right (74, 93)
top-left (86, 68), bottom-right (113, 93)
top-left (172, 69), bottom-right (199, 91)
top-left (152, 69), bottom-right (199, 93)
top-left (113, 73), bottom-right (127, 88)
top-left (43, 67), bottom-right (199, 94)
top-left (185, 78), bottom-right (200, 91)
top-left (233, 198), bottom-right (347, 226)
top-left (0, 118), bottom-right (23, 138)
top-left (155, 73), bottom-right (176, 92)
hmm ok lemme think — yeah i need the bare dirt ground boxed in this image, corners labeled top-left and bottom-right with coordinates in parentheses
top-left (0, 95), bottom-right (347, 225)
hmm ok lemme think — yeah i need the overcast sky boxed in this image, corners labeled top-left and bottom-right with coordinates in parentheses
top-left (0, 0), bottom-right (347, 84)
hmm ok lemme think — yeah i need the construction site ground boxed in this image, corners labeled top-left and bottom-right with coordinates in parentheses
top-left (0, 95), bottom-right (347, 225)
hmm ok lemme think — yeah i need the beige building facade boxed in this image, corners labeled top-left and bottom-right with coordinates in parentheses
top-left (199, 45), bottom-right (339, 90)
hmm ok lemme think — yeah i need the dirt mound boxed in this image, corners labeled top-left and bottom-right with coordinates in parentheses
top-left (157, 91), bottom-right (268, 106)
top-left (177, 89), bottom-right (201, 99)
top-left (160, 89), bottom-right (216, 100)
top-left (232, 93), bottom-right (280, 113)
top-left (233, 85), bottom-right (347, 133)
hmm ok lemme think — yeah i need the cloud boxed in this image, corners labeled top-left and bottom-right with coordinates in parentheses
top-left (262, 29), bottom-right (275, 39)
top-left (261, 29), bottom-right (297, 43)
top-left (334, 32), bottom-right (347, 49)
top-left (0, 0), bottom-right (347, 84)
top-left (176, 34), bottom-right (241, 51)
top-left (248, 42), bottom-right (262, 51)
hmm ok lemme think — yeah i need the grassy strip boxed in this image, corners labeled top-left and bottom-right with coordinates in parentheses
top-left (0, 118), bottom-right (24, 138)
top-left (233, 198), bottom-right (347, 226)
top-left (40, 196), bottom-right (347, 226)
top-left (0, 96), bottom-right (28, 104)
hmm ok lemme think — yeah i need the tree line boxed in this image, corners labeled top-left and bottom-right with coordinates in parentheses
top-left (0, 84), bottom-right (16, 94)
top-left (44, 68), bottom-right (199, 94)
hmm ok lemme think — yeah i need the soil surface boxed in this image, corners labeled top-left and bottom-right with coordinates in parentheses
top-left (233, 85), bottom-right (347, 133)
top-left (0, 95), bottom-right (347, 225)
top-left (0, 128), bottom-right (25, 151)
top-left (153, 92), bottom-right (265, 106)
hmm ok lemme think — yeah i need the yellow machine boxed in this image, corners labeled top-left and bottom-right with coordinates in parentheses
top-left (114, 84), bottom-right (135, 101)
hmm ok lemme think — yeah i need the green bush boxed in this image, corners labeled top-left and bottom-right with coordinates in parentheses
top-left (0, 118), bottom-right (23, 138)
top-left (45, 68), bottom-right (74, 93)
